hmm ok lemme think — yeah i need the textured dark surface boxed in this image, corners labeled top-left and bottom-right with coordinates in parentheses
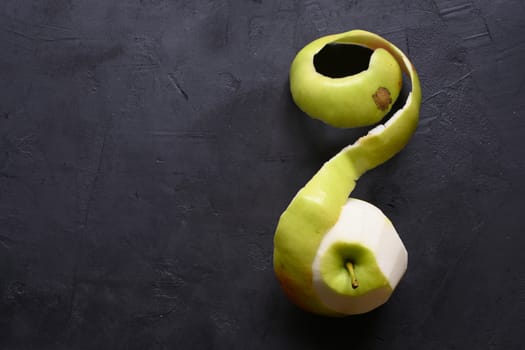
top-left (1, 0), bottom-right (524, 349)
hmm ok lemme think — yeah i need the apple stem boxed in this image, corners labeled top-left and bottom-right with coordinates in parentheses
top-left (345, 262), bottom-right (359, 289)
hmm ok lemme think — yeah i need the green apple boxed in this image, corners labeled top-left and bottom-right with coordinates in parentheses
top-left (312, 198), bottom-right (407, 315)
top-left (273, 30), bottom-right (421, 316)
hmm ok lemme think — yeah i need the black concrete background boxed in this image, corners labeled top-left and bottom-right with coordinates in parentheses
top-left (1, 0), bottom-right (524, 349)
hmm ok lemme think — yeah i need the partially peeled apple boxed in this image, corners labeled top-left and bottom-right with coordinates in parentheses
top-left (312, 198), bottom-right (407, 315)
top-left (273, 30), bottom-right (421, 316)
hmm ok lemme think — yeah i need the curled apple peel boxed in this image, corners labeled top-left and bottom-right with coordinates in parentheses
top-left (273, 30), bottom-right (421, 316)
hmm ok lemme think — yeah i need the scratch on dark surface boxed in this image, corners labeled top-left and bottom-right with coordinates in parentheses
top-left (447, 71), bottom-right (472, 88)
top-left (472, 220), bottom-right (485, 232)
top-left (439, 2), bottom-right (472, 18)
top-left (167, 73), bottom-right (189, 101)
top-left (423, 71), bottom-right (472, 103)
top-left (4, 27), bottom-right (80, 42)
top-left (224, 11), bottom-right (230, 48)
top-left (133, 307), bottom-right (177, 323)
top-left (462, 32), bottom-right (490, 42)
top-left (378, 28), bottom-right (406, 36)
top-left (263, 154), bottom-right (299, 162)
top-left (413, 7), bottom-right (437, 15)
top-left (423, 90), bottom-right (445, 103)
top-left (82, 132), bottom-right (108, 227)
top-left (0, 234), bottom-right (13, 249)
top-left (149, 131), bottom-right (216, 140)
top-left (482, 16), bottom-right (493, 41)
top-left (110, 63), bottom-right (158, 72)
top-left (33, 22), bottom-right (71, 32)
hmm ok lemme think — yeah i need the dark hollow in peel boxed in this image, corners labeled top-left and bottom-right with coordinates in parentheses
top-left (313, 43), bottom-right (373, 78)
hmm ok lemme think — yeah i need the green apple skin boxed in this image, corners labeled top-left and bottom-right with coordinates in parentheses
top-left (273, 30), bottom-right (422, 316)
top-left (291, 46), bottom-right (402, 128)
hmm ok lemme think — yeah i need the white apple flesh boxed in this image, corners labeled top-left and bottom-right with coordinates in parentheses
top-left (312, 198), bottom-right (408, 315)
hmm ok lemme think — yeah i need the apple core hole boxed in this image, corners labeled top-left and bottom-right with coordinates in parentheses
top-left (313, 43), bottom-right (373, 78)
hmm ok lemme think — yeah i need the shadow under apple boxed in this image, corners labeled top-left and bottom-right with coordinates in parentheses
top-left (277, 295), bottom-right (390, 349)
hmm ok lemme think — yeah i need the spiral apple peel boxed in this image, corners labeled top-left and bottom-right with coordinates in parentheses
top-left (273, 30), bottom-right (422, 316)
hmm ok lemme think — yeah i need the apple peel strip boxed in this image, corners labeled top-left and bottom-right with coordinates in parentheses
top-left (273, 30), bottom-right (422, 316)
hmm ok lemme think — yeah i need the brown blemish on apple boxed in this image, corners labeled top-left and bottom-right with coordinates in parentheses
top-left (372, 87), bottom-right (392, 111)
